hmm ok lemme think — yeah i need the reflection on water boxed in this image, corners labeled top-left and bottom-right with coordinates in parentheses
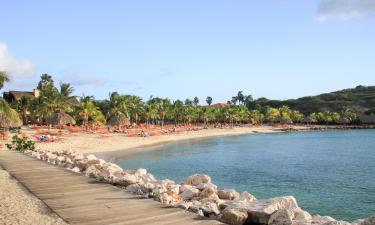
top-left (99, 130), bottom-right (375, 221)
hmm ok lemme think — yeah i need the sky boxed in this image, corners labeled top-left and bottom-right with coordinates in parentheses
top-left (1, 0), bottom-right (374, 103)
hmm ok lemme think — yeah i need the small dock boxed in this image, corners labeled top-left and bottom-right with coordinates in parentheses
top-left (0, 151), bottom-right (224, 225)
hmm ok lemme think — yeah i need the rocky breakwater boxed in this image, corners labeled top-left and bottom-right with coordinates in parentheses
top-left (24, 149), bottom-right (374, 225)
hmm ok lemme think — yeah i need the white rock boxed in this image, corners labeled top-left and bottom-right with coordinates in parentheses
top-left (225, 196), bottom-right (299, 224)
top-left (174, 201), bottom-right (193, 210)
top-left (167, 184), bottom-right (180, 195)
top-left (200, 201), bottom-right (220, 216)
top-left (351, 219), bottom-right (366, 225)
top-left (239, 191), bottom-right (256, 202)
top-left (126, 184), bottom-right (141, 194)
top-left (221, 207), bottom-right (248, 225)
top-left (135, 168), bottom-right (147, 176)
top-left (312, 215), bottom-right (336, 224)
top-left (86, 154), bottom-right (99, 164)
top-left (184, 174), bottom-right (211, 186)
top-left (121, 174), bottom-right (139, 186)
top-left (323, 221), bottom-right (351, 225)
top-left (196, 182), bottom-right (217, 191)
top-left (218, 189), bottom-right (240, 200)
top-left (180, 187), bottom-right (200, 200)
top-left (84, 165), bottom-right (101, 178)
top-left (269, 209), bottom-right (294, 225)
top-left (180, 184), bottom-right (194, 193)
top-left (199, 187), bottom-right (218, 200)
top-left (71, 167), bottom-right (80, 173)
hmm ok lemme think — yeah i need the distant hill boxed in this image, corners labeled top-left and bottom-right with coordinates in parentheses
top-left (253, 85), bottom-right (375, 115)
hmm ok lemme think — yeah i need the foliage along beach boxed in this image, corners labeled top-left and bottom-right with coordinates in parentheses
top-left (1, 72), bottom-right (375, 225)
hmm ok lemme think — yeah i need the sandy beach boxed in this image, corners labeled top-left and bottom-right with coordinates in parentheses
top-left (0, 166), bottom-right (68, 225)
top-left (25, 126), bottom-right (289, 154)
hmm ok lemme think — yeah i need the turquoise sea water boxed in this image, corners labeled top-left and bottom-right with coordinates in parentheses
top-left (99, 130), bottom-right (375, 221)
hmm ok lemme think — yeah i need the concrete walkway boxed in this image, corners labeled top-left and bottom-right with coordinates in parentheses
top-left (0, 151), bottom-right (224, 225)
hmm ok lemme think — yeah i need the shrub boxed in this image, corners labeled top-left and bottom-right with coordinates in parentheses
top-left (5, 135), bottom-right (35, 152)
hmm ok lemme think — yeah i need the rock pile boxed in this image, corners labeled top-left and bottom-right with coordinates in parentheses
top-left (25, 149), bottom-right (373, 225)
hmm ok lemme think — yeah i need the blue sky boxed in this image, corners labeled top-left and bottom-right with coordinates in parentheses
top-left (1, 0), bottom-right (374, 103)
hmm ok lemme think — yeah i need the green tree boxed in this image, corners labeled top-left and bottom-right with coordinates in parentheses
top-left (290, 110), bottom-right (304, 123)
top-left (341, 107), bottom-right (357, 123)
top-left (193, 97), bottom-right (199, 106)
top-left (237, 91), bottom-right (245, 105)
top-left (265, 107), bottom-right (280, 123)
top-left (75, 96), bottom-right (105, 125)
top-left (278, 105), bottom-right (292, 124)
top-left (249, 109), bottom-right (264, 125)
top-left (0, 74), bottom-right (20, 127)
top-left (206, 96), bottom-right (213, 106)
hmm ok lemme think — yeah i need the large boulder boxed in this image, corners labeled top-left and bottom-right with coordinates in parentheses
top-left (199, 187), bottom-right (218, 200)
top-left (218, 189), bottom-right (240, 200)
top-left (221, 207), bottom-right (248, 225)
top-left (365, 214), bottom-right (375, 225)
top-left (312, 215), bottom-right (336, 224)
top-left (268, 209), bottom-right (294, 225)
top-left (86, 154), bottom-right (101, 165)
top-left (352, 220), bottom-right (366, 225)
top-left (184, 174), bottom-right (211, 186)
top-left (224, 196), bottom-right (299, 224)
top-left (196, 182), bottom-right (217, 191)
top-left (180, 187), bottom-right (200, 200)
top-left (120, 174), bottom-right (139, 186)
top-left (126, 184), bottom-right (141, 194)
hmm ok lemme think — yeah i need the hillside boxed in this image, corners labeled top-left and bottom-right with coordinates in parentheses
top-left (253, 85), bottom-right (375, 115)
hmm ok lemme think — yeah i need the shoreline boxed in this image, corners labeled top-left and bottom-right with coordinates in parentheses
top-left (2, 125), bottom-right (373, 156)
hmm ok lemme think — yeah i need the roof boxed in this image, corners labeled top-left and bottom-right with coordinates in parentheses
top-left (67, 97), bottom-right (80, 106)
top-left (209, 103), bottom-right (231, 109)
top-left (8, 91), bottom-right (35, 101)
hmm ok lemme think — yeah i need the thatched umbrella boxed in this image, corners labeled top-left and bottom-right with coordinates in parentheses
top-left (107, 112), bottom-right (130, 127)
top-left (46, 112), bottom-right (76, 126)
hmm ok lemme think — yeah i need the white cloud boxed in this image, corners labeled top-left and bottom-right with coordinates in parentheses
top-left (0, 42), bottom-right (35, 79)
top-left (316, 0), bottom-right (375, 22)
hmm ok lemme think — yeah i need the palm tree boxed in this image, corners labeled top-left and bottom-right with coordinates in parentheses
top-left (172, 100), bottom-right (184, 126)
top-left (0, 73), bottom-right (21, 127)
top-left (193, 97), bottom-right (199, 106)
top-left (0, 99), bottom-right (20, 127)
top-left (17, 97), bottom-right (30, 124)
top-left (206, 96), bottom-right (213, 106)
top-left (75, 96), bottom-right (105, 125)
top-left (237, 91), bottom-right (245, 105)
top-left (0, 71), bottom-right (10, 90)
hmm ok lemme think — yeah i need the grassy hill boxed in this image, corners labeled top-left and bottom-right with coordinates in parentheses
top-left (253, 85), bottom-right (375, 115)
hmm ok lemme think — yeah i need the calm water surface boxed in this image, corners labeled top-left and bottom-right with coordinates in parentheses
top-left (99, 130), bottom-right (375, 221)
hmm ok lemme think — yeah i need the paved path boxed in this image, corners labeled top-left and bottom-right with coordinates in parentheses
top-left (0, 151), bottom-right (224, 225)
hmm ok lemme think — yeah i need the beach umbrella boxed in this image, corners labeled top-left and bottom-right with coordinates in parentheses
top-left (46, 112), bottom-right (76, 126)
top-left (106, 112), bottom-right (130, 126)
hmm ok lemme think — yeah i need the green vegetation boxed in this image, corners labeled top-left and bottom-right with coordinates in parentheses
top-left (5, 135), bottom-right (35, 152)
top-left (252, 85), bottom-right (375, 115)
top-left (2, 73), bottom-right (374, 127)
